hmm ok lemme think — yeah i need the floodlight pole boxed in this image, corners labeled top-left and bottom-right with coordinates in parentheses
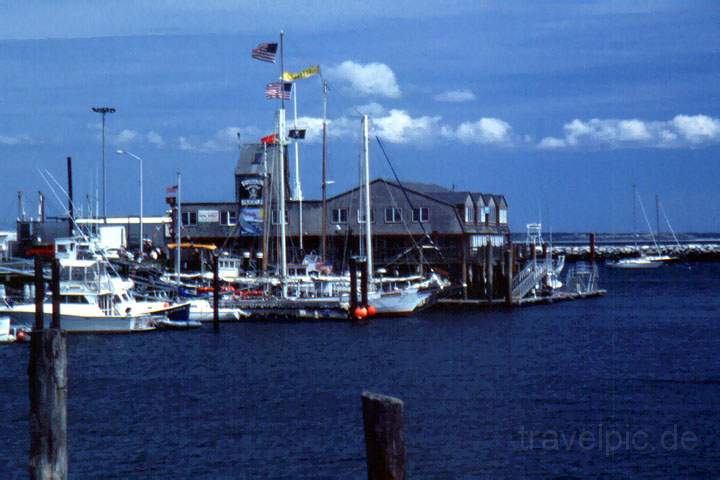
top-left (91, 106), bottom-right (116, 219)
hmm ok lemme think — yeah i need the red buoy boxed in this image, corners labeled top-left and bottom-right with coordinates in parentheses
top-left (16, 330), bottom-right (27, 343)
top-left (354, 306), bottom-right (368, 319)
top-left (367, 305), bottom-right (377, 317)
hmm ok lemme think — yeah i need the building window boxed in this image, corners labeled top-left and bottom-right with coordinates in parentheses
top-left (332, 208), bottom-right (348, 224)
top-left (385, 207), bottom-right (402, 223)
top-left (499, 208), bottom-right (508, 224)
top-left (487, 206), bottom-right (496, 223)
top-left (271, 210), bottom-right (287, 224)
top-left (464, 205), bottom-right (474, 223)
top-left (479, 206), bottom-right (488, 223)
top-left (412, 207), bottom-right (429, 223)
top-left (221, 210), bottom-right (237, 226)
top-left (181, 211), bottom-right (197, 225)
top-left (357, 208), bottom-right (375, 223)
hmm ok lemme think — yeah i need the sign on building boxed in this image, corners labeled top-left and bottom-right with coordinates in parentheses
top-left (238, 175), bottom-right (264, 206)
top-left (198, 209), bottom-right (219, 223)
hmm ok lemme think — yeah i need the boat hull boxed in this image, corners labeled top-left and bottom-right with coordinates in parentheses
top-left (1, 310), bottom-right (155, 333)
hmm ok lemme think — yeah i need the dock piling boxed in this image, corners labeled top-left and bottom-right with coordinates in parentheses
top-left (349, 257), bottom-right (358, 319)
top-left (504, 248), bottom-right (513, 306)
top-left (29, 256), bottom-right (68, 480)
top-left (361, 391), bottom-right (406, 480)
top-left (212, 254), bottom-right (219, 332)
top-left (51, 259), bottom-right (60, 330)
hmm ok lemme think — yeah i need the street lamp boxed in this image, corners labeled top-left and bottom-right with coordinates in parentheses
top-left (115, 149), bottom-right (144, 255)
top-left (92, 106), bottom-right (116, 218)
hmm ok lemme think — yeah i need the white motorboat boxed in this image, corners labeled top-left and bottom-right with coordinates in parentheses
top-left (607, 257), bottom-right (662, 269)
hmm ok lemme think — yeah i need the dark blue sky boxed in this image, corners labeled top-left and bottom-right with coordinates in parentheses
top-left (1, 1), bottom-right (719, 232)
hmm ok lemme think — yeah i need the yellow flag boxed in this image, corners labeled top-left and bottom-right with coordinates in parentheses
top-left (282, 65), bottom-right (320, 82)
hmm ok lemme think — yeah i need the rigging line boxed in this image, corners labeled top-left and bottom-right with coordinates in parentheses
top-left (380, 180), bottom-right (426, 268)
top-left (374, 135), bottom-right (444, 259)
top-left (658, 200), bottom-right (681, 248)
top-left (635, 190), bottom-right (660, 253)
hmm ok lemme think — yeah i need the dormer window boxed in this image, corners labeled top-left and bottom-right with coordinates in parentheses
top-left (499, 208), bottom-right (508, 224)
top-left (464, 204), bottom-right (474, 223)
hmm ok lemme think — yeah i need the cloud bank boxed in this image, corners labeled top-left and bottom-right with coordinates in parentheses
top-left (539, 114), bottom-right (720, 149)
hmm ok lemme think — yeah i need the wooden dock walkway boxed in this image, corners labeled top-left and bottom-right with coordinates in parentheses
top-left (438, 289), bottom-right (607, 308)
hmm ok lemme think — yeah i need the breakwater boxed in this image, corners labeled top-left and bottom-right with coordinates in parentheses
top-left (552, 242), bottom-right (720, 261)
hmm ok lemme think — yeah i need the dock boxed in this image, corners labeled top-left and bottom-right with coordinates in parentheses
top-left (438, 289), bottom-right (607, 308)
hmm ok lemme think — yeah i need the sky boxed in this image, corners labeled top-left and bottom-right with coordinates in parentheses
top-left (1, 0), bottom-right (719, 232)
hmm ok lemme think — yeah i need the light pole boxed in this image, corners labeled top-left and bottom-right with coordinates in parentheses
top-left (92, 106), bottom-right (116, 218)
top-left (115, 149), bottom-right (143, 255)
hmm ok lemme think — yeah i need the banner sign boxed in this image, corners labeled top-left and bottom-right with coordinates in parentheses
top-left (198, 209), bottom-right (219, 223)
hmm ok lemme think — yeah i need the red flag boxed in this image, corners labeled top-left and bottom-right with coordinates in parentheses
top-left (260, 133), bottom-right (278, 144)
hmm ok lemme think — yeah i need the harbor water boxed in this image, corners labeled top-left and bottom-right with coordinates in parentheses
top-left (2, 261), bottom-right (719, 478)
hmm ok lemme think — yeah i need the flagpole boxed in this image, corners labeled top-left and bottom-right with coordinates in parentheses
top-left (321, 80), bottom-right (328, 262)
top-left (278, 31), bottom-right (288, 287)
top-left (292, 82), bottom-right (304, 251)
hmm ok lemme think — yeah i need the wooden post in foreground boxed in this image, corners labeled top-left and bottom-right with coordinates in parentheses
top-left (212, 254), bottom-right (220, 332)
top-left (51, 259), bottom-right (61, 329)
top-left (362, 391), bottom-right (406, 480)
top-left (29, 257), bottom-right (68, 479)
top-left (33, 257), bottom-right (44, 330)
top-left (348, 257), bottom-right (358, 319)
top-left (505, 248), bottom-right (514, 307)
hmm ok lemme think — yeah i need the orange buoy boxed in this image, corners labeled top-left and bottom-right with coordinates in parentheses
top-left (354, 306), bottom-right (368, 319)
top-left (16, 330), bottom-right (27, 343)
top-left (367, 305), bottom-right (377, 316)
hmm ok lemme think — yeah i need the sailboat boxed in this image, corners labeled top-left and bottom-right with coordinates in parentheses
top-left (608, 186), bottom-right (673, 269)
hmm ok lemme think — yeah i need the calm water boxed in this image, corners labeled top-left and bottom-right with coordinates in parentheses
top-left (2, 262), bottom-right (720, 478)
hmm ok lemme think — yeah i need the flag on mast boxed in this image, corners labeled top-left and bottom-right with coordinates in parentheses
top-left (251, 43), bottom-right (278, 63)
top-left (166, 185), bottom-right (178, 194)
top-left (282, 65), bottom-right (321, 82)
top-left (265, 82), bottom-right (292, 100)
top-left (260, 133), bottom-right (278, 144)
top-left (288, 129), bottom-right (306, 139)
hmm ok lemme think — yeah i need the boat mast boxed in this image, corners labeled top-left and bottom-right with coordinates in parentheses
top-left (175, 171), bottom-right (182, 278)
top-left (277, 31), bottom-right (288, 284)
top-left (262, 142), bottom-right (270, 273)
top-left (362, 114), bottom-right (373, 280)
top-left (292, 82), bottom-right (303, 252)
top-left (321, 80), bottom-right (328, 261)
top-left (632, 183), bottom-right (637, 248)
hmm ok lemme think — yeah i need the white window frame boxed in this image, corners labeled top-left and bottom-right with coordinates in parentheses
top-left (357, 208), bottom-right (375, 223)
top-left (412, 207), bottom-right (429, 223)
top-left (499, 208), bottom-right (508, 224)
top-left (332, 208), bottom-right (348, 224)
top-left (181, 211), bottom-right (197, 226)
top-left (385, 207), bottom-right (402, 223)
top-left (464, 205), bottom-right (474, 223)
top-left (221, 210), bottom-right (237, 226)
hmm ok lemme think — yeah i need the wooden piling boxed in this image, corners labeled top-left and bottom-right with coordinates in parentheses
top-left (504, 248), bottom-right (513, 307)
top-left (29, 258), bottom-right (67, 480)
top-left (349, 257), bottom-right (358, 319)
top-left (34, 257), bottom-right (44, 330)
top-left (359, 258), bottom-right (368, 308)
top-left (212, 254), bottom-right (219, 332)
top-left (484, 244), bottom-right (493, 303)
top-left (361, 392), bottom-right (406, 480)
top-left (51, 259), bottom-right (60, 330)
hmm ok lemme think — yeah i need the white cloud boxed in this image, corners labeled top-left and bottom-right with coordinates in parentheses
top-left (351, 102), bottom-right (386, 116)
top-left (442, 118), bottom-right (513, 145)
top-left (671, 114), bottom-right (720, 143)
top-left (176, 126), bottom-right (262, 152)
top-left (538, 114), bottom-right (720, 149)
top-left (146, 131), bottom-right (165, 148)
top-left (0, 133), bottom-right (34, 145)
top-left (326, 61), bottom-right (401, 98)
top-left (434, 89), bottom-right (476, 103)
top-left (113, 129), bottom-right (139, 145)
top-left (372, 109), bottom-right (442, 144)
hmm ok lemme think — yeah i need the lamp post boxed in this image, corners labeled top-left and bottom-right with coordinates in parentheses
top-left (92, 106), bottom-right (116, 219)
top-left (115, 149), bottom-right (143, 255)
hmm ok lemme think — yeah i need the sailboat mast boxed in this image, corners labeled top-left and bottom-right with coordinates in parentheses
top-left (262, 142), bottom-right (270, 273)
top-left (277, 31), bottom-right (288, 280)
top-left (362, 115), bottom-right (373, 280)
top-left (655, 193), bottom-right (660, 235)
top-left (321, 80), bottom-right (328, 261)
top-left (632, 183), bottom-right (637, 247)
top-left (292, 82), bottom-right (303, 251)
top-left (175, 171), bottom-right (182, 278)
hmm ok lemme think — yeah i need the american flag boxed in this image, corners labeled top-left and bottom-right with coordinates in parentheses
top-left (265, 82), bottom-right (292, 100)
top-left (166, 185), bottom-right (177, 194)
top-left (251, 42), bottom-right (277, 63)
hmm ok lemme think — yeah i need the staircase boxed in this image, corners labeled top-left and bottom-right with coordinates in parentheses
top-left (511, 261), bottom-right (549, 301)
